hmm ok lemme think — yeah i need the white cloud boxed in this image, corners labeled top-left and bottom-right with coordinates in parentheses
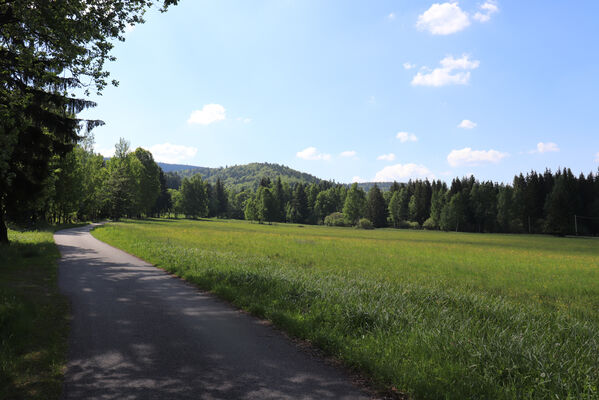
top-left (296, 147), bottom-right (331, 161)
top-left (387, 12), bottom-right (396, 20)
top-left (96, 146), bottom-right (115, 158)
top-left (416, 2), bottom-right (470, 35)
top-left (377, 153), bottom-right (396, 161)
top-left (473, 1), bottom-right (499, 23)
top-left (396, 131), bottom-right (418, 143)
top-left (403, 62), bottom-right (417, 70)
top-left (187, 104), bottom-right (226, 125)
top-left (147, 143), bottom-right (198, 164)
top-left (352, 176), bottom-right (366, 183)
top-left (531, 142), bottom-right (560, 154)
top-left (440, 55), bottom-right (479, 70)
top-left (447, 147), bottom-right (507, 167)
top-left (125, 23), bottom-right (135, 33)
top-left (412, 54), bottom-right (479, 87)
top-left (340, 150), bottom-right (357, 158)
top-left (458, 119), bottom-right (477, 129)
top-left (374, 163), bottom-right (434, 181)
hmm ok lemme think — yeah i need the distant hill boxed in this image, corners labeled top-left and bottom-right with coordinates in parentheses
top-left (354, 182), bottom-right (398, 192)
top-left (158, 162), bottom-right (402, 191)
top-left (162, 162), bottom-right (322, 191)
top-left (156, 162), bottom-right (206, 173)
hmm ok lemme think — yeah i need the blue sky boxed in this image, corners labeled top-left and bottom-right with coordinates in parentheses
top-left (80, 0), bottom-right (599, 183)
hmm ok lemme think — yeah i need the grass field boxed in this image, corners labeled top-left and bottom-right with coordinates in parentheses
top-left (92, 218), bottom-right (599, 399)
top-left (0, 229), bottom-right (70, 400)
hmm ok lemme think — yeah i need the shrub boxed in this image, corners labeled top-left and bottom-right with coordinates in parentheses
top-left (356, 218), bottom-right (374, 230)
top-left (408, 221), bottom-right (421, 230)
top-left (324, 212), bottom-right (347, 227)
top-left (398, 220), bottom-right (411, 229)
top-left (422, 218), bottom-right (437, 230)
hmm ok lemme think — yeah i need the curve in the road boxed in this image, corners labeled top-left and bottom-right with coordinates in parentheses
top-left (56, 224), bottom-right (371, 400)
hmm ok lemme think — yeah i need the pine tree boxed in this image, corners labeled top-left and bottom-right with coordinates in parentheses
top-left (214, 178), bottom-right (228, 218)
top-left (365, 184), bottom-right (387, 227)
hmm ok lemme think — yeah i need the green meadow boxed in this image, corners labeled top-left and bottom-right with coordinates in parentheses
top-left (92, 219), bottom-right (599, 399)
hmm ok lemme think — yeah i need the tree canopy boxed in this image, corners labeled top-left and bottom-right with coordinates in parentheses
top-left (0, 0), bottom-right (178, 242)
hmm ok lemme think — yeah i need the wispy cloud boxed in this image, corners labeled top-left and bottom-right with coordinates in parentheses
top-left (595, 152), bottom-right (599, 163)
top-left (473, 1), bottom-right (499, 23)
top-left (340, 150), bottom-right (357, 158)
top-left (458, 119), bottom-right (477, 129)
top-left (296, 147), bottom-right (331, 161)
top-left (412, 54), bottom-right (480, 87)
top-left (374, 163), bottom-right (434, 181)
top-left (387, 12), bottom-right (396, 20)
top-left (530, 142), bottom-right (559, 154)
top-left (447, 147), bottom-right (507, 167)
top-left (187, 104), bottom-right (226, 125)
top-left (416, 2), bottom-right (470, 35)
top-left (352, 176), bottom-right (366, 183)
top-left (147, 143), bottom-right (198, 164)
top-left (403, 62), bottom-right (417, 70)
top-left (377, 153), bottom-right (396, 161)
top-left (396, 131), bottom-right (418, 143)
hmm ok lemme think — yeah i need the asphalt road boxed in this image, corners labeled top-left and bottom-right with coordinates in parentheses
top-left (56, 224), bottom-right (371, 400)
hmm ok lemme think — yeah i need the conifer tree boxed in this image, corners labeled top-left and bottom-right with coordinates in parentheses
top-left (365, 184), bottom-right (387, 227)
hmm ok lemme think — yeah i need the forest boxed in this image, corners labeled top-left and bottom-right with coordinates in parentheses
top-left (6, 136), bottom-right (599, 237)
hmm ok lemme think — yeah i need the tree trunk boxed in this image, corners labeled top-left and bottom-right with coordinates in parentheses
top-left (0, 202), bottom-right (8, 244)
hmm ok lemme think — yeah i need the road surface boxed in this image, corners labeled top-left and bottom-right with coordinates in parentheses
top-left (56, 224), bottom-right (371, 400)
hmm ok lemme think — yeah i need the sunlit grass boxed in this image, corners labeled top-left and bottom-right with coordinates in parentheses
top-left (93, 218), bottom-right (599, 399)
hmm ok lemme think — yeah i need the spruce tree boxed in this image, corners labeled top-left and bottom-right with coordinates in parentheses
top-left (365, 184), bottom-right (387, 227)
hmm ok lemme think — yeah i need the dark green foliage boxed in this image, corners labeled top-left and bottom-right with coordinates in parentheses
top-left (287, 184), bottom-right (309, 223)
top-left (214, 178), bottom-right (228, 218)
top-left (180, 175), bottom-right (208, 218)
top-left (133, 148), bottom-right (161, 216)
top-left (0, 0), bottom-right (178, 243)
top-left (544, 171), bottom-right (578, 235)
top-left (365, 184), bottom-right (387, 228)
top-left (152, 169), bottom-right (172, 217)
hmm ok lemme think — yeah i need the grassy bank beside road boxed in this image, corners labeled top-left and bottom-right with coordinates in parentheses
top-left (93, 219), bottom-right (599, 399)
top-left (0, 229), bottom-right (70, 400)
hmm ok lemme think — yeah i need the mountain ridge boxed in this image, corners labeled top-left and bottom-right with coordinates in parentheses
top-left (157, 161), bottom-right (398, 191)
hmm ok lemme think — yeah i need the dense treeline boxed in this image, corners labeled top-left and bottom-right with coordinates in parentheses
top-left (223, 171), bottom-right (599, 235)
top-left (170, 162), bottom-right (322, 191)
top-left (7, 136), bottom-right (599, 236)
top-left (5, 136), bottom-right (171, 226)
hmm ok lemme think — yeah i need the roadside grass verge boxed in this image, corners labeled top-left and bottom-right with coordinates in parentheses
top-left (0, 228), bottom-right (71, 400)
top-left (92, 219), bottom-right (599, 399)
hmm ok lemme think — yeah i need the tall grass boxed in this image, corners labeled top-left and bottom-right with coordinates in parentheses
top-left (92, 219), bottom-right (599, 399)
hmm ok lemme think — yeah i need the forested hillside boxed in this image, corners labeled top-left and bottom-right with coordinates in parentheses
top-left (171, 162), bottom-right (322, 191)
